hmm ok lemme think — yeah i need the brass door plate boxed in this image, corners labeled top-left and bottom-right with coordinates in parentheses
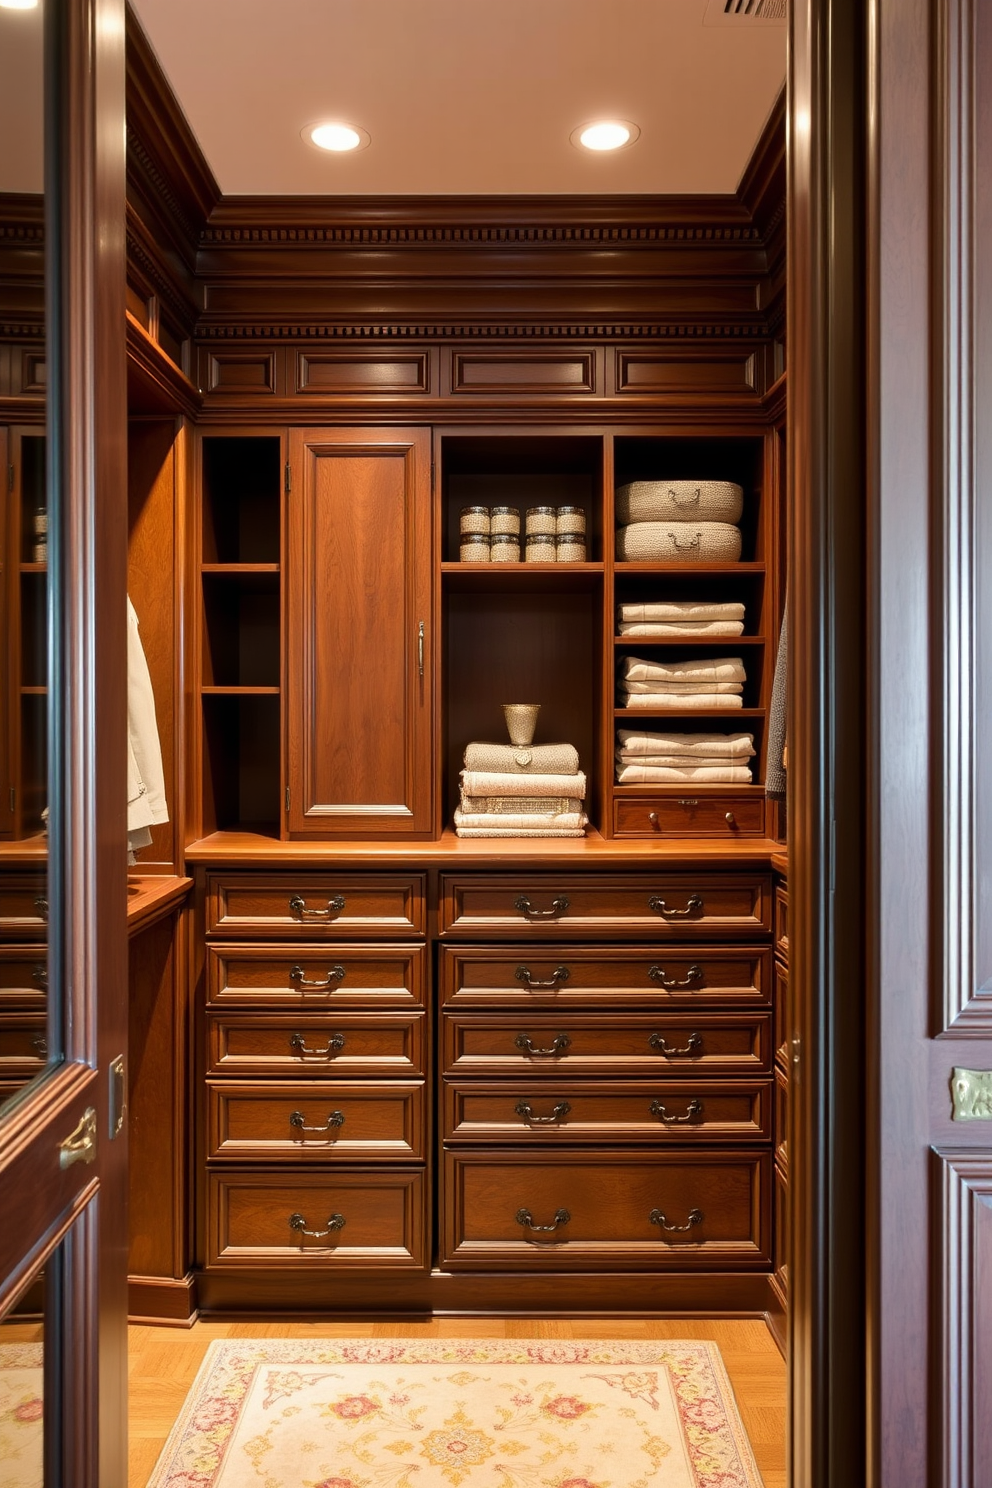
top-left (951, 1067), bottom-right (992, 1120)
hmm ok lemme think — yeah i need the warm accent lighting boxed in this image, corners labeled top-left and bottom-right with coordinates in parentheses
top-left (0, 0), bottom-right (40, 9)
top-left (306, 121), bottom-right (369, 153)
top-left (571, 120), bottom-right (640, 152)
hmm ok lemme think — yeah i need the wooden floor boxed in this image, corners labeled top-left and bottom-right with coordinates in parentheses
top-left (129, 1316), bottom-right (787, 1487)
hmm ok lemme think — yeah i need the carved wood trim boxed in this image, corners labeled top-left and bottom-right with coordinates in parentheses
top-left (935, 0), bottom-right (984, 1034)
top-left (932, 1148), bottom-right (992, 1488)
top-left (198, 321), bottom-right (770, 343)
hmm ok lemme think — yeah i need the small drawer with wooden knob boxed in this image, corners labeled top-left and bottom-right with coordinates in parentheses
top-left (206, 1012), bottom-right (426, 1077)
top-left (441, 1150), bottom-right (771, 1270)
top-left (206, 1168), bottom-right (426, 1268)
top-left (613, 795), bottom-right (766, 838)
top-left (442, 1011), bottom-right (772, 1077)
top-left (440, 944), bottom-right (771, 1009)
top-left (207, 945), bottom-right (426, 1008)
top-left (206, 1081), bottom-right (425, 1161)
top-left (205, 873), bottom-right (425, 939)
top-left (442, 1080), bottom-right (773, 1144)
top-left (439, 874), bottom-right (771, 938)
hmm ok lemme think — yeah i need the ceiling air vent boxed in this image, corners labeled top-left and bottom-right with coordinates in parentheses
top-left (703, 0), bottom-right (787, 25)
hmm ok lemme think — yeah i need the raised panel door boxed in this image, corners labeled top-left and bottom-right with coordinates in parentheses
top-left (287, 428), bottom-right (432, 836)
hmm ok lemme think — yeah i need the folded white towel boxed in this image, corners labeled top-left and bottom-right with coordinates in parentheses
top-left (621, 679), bottom-right (743, 695)
top-left (461, 794), bottom-right (574, 815)
top-left (618, 620), bottom-right (745, 637)
top-left (460, 769), bottom-right (587, 799)
top-left (616, 750), bottom-right (748, 768)
top-left (454, 809), bottom-right (586, 830)
top-left (621, 694), bottom-right (744, 710)
top-left (621, 655), bottom-right (746, 684)
top-left (618, 730), bottom-right (755, 758)
top-left (454, 807), bottom-right (588, 838)
top-left (615, 763), bottom-right (753, 785)
top-left (618, 602), bottom-right (746, 623)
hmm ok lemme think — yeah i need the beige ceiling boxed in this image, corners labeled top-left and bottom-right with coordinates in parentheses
top-left (0, 3), bottom-right (45, 193)
top-left (129, 0), bottom-right (786, 197)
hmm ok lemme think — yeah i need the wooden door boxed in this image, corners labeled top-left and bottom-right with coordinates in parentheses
top-left (287, 428), bottom-right (433, 837)
top-left (0, 0), bottom-right (129, 1482)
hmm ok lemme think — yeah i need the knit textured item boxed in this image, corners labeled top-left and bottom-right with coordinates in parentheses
top-left (615, 480), bottom-right (744, 525)
top-left (462, 741), bottom-right (580, 774)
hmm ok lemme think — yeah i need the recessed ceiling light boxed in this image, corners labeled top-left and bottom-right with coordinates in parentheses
top-left (305, 121), bottom-right (370, 153)
top-left (0, 1), bottom-right (40, 10)
top-left (571, 120), bottom-right (640, 152)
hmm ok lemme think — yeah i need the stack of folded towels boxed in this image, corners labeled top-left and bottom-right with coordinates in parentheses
top-left (616, 730), bottom-right (755, 784)
top-left (617, 601), bottom-right (745, 638)
top-left (454, 740), bottom-right (588, 838)
top-left (618, 655), bottom-right (746, 710)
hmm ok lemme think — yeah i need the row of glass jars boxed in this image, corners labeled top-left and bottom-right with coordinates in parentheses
top-left (460, 531), bottom-right (588, 562)
top-left (460, 504), bottom-right (586, 536)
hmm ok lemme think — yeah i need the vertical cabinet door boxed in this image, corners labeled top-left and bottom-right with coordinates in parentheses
top-left (287, 428), bottom-right (433, 836)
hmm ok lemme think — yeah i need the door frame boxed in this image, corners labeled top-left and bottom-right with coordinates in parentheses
top-left (0, 0), bottom-right (129, 1483)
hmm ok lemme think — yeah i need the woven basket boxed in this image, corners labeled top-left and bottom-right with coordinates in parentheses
top-left (616, 521), bottom-right (743, 563)
top-left (616, 480), bottom-right (743, 525)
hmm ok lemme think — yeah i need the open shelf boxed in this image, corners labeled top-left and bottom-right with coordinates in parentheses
top-left (201, 686), bottom-right (280, 696)
top-left (614, 708), bottom-right (764, 719)
top-left (201, 563), bottom-right (280, 575)
top-left (614, 635), bottom-right (765, 646)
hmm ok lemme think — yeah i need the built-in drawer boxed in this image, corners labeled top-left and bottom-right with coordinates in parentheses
top-left (207, 1013), bottom-right (426, 1078)
top-left (206, 945), bottom-right (426, 1009)
top-left (442, 1012), bottom-right (772, 1078)
top-left (440, 944), bottom-right (771, 1009)
top-left (442, 1080), bottom-right (772, 1145)
top-left (207, 1081), bottom-right (425, 1162)
top-left (439, 874), bottom-right (771, 939)
top-left (206, 873), bottom-right (425, 939)
top-left (774, 1162), bottom-right (789, 1300)
top-left (0, 1013), bottom-right (48, 1076)
top-left (613, 795), bottom-right (766, 838)
top-left (775, 1066), bottom-right (788, 1175)
top-left (775, 961), bottom-right (789, 1073)
top-left (775, 883), bottom-right (789, 962)
top-left (206, 1169), bottom-right (425, 1268)
top-left (441, 1150), bottom-right (771, 1270)
top-left (0, 948), bottom-right (48, 1010)
top-left (0, 877), bottom-right (48, 941)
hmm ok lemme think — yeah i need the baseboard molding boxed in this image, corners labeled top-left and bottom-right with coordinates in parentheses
top-left (128, 1273), bottom-right (198, 1327)
top-left (765, 1273), bottom-right (787, 1356)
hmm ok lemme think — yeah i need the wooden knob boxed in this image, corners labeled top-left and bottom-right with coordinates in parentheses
top-left (648, 811), bottom-right (659, 827)
top-left (725, 812), bottom-right (736, 827)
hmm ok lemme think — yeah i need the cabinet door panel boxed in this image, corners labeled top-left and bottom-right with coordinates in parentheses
top-left (288, 428), bottom-right (432, 835)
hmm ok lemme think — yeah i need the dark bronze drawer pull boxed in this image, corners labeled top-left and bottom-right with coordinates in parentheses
top-left (32, 965), bottom-right (48, 987)
top-left (290, 964), bottom-right (346, 991)
top-left (513, 895), bottom-right (569, 920)
top-left (648, 1031), bottom-right (703, 1057)
top-left (515, 1033), bottom-right (571, 1058)
top-left (289, 894), bottom-right (345, 919)
top-left (515, 1100), bottom-right (571, 1125)
top-left (515, 964), bottom-right (571, 990)
top-left (648, 963), bottom-right (704, 991)
top-left (34, 896), bottom-right (49, 921)
top-left (289, 1109), bottom-right (345, 1136)
top-left (650, 1098), bottom-right (703, 1123)
top-left (648, 895), bottom-right (703, 918)
top-left (30, 1035), bottom-right (48, 1059)
top-left (649, 1207), bottom-right (704, 1234)
top-left (289, 1211), bottom-right (346, 1239)
top-left (289, 1031), bottom-right (346, 1057)
top-left (516, 1207), bottom-right (571, 1233)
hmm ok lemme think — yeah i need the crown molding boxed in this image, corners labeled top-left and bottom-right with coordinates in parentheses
top-left (196, 320), bottom-right (769, 343)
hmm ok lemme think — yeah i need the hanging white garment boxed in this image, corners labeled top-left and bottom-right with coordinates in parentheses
top-left (127, 596), bottom-right (169, 861)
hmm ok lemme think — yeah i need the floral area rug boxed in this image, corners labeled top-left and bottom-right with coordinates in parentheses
top-left (0, 1342), bottom-right (43, 1488)
top-left (146, 1338), bottom-right (764, 1488)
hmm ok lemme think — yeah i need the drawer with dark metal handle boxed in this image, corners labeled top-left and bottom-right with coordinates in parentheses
top-left (514, 895), bottom-right (569, 921)
top-left (514, 1033), bottom-right (571, 1058)
top-left (516, 1206), bottom-right (570, 1235)
top-left (648, 963), bottom-right (703, 991)
top-left (289, 963), bottom-right (346, 992)
top-left (289, 1031), bottom-right (346, 1058)
top-left (515, 964), bottom-right (570, 990)
top-left (289, 1109), bottom-right (345, 1139)
top-left (515, 1099), bottom-right (571, 1125)
top-left (649, 1098), bottom-right (703, 1124)
top-left (289, 894), bottom-right (346, 920)
top-left (648, 895), bottom-right (703, 919)
top-left (648, 1031), bottom-right (703, 1058)
top-left (288, 1211), bottom-right (346, 1240)
top-left (649, 1206), bottom-right (704, 1235)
